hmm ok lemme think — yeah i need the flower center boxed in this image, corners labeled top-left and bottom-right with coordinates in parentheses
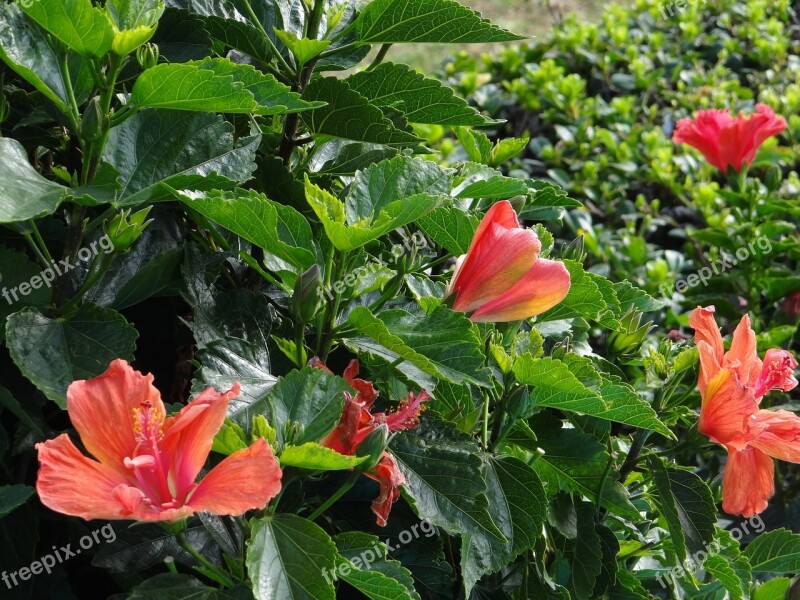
top-left (754, 350), bottom-right (798, 398)
top-left (124, 401), bottom-right (177, 508)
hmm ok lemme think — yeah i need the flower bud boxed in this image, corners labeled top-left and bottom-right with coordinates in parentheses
top-left (136, 43), bottom-right (160, 71)
top-left (765, 165), bottom-right (782, 193)
top-left (104, 207), bottom-right (153, 252)
top-left (506, 386), bottom-right (532, 420)
top-left (355, 424), bottom-right (389, 473)
top-left (561, 235), bottom-right (586, 262)
top-left (609, 309), bottom-right (655, 356)
top-left (293, 264), bottom-right (322, 323)
top-left (80, 97), bottom-right (108, 144)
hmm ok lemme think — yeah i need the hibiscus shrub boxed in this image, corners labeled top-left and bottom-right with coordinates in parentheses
top-left (1, 0), bottom-right (799, 599)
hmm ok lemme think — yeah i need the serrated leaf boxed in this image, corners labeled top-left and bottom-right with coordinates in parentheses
top-left (0, 138), bottom-right (66, 223)
top-left (301, 77), bottom-right (422, 146)
top-left (704, 554), bottom-right (745, 600)
top-left (570, 502), bottom-right (603, 600)
top-left (274, 30), bottom-right (329, 67)
top-left (280, 443), bottom-right (368, 471)
top-left (745, 529), bottom-right (800, 574)
top-left (6, 304), bottom-right (138, 408)
top-left (649, 458), bottom-right (716, 565)
top-left (416, 206), bottom-right (478, 256)
top-left (103, 109), bottom-right (258, 206)
top-left (182, 188), bottom-right (316, 270)
top-left (346, 305), bottom-right (491, 388)
top-left (203, 15), bottom-right (273, 65)
top-left (512, 355), bottom-right (607, 415)
top-left (353, 0), bottom-right (524, 44)
top-left (305, 180), bottom-right (441, 252)
top-left (267, 368), bottom-right (351, 445)
top-left (0, 4), bottom-right (95, 112)
top-left (346, 63), bottom-right (491, 126)
top-left (334, 532), bottom-right (420, 600)
top-left (538, 260), bottom-right (615, 326)
top-left (391, 420), bottom-right (506, 543)
top-left (247, 514), bottom-right (337, 600)
top-left (21, 0), bottom-right (115, 57)
top-left (131, 59), bottom-right (319, 114)
top-left (514, 413), bottom-right (639, 520)
top-left (124, 574), bottom-right (252, 599)
top-left (461, 456), bottom-right (546, 594)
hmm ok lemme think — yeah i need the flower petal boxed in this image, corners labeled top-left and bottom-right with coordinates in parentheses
top-left (320, 394), bottom-right (372, 455)
top-left (724, 314), bottom-right (762, 392)
top-left (364, 452), bottom-right (405, 527)
top-left (674, 110), bottom-right (734, 172)
top-left (450, 201), bottom-right (541, 313)
top-left (698, 366), bottom-right (757, 444)
top-left (66, 359), bottom-right (164, 474)
top-left (753, 349), bottom-right (798, 399)
top-left (745, 409), bottom-right (800, 463)
top-left (470, 258), bottom-right (570, 323)
top-left (187, 438), bottom-right (282, 515)
top-left (690, 306), bottom-right (725, 395)
top-left (161, 383), bottom-right (240, 497)
top-left (721, 447), bottom-right (774, 517)
top-left (36, 434), bottom-right (137, 520)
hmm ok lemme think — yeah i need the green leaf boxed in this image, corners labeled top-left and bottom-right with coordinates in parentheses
top-left (21, 0), bottom-right (115, 57)
top-left (570, 502), bottom-right (603, 600)
top-left (212, 418), bottom-right (248, 455)
top-left (392, 420), bottom-right (506, 542)
top-left (280, 443), bottom-right (368, 471)
top-left (106, 0), bottom-right (163, 55)
top-left (538, 260), bottom-right (616, 326)
top-left (514, 413), bottom-right (639, 520)
top-left (103, 109), bottom-right (258, 206)
top-left (703, 554), bottom-right (744, 600)
top-left (246, 514), bottom-right (337, 600)
top-left (454, 176), bottom-right (529, 200)
top-left (649, 458), bottom-right (716, 565)
top-left (131, 59), bottom-right (319, 114)
top-left (745, 529), bottom-right (800, 574)
top-left (346, 305), bottom-right (492, 388)
top-left (6, 304), bottom-right (138, 408)
top-left (345, 63), bottom-right (492, 126)
top-left (301, 77), bottom-right (422, 146)
top-left (461, 456), bottom-right (546, 594)
top-left (124, 574), bottom-right (252, 599)
top-left (274, 30), bottom-right (330, 67)
top-left (0, 4), bottom-right (94, 112)
top-left (0, 138), bottom-right (66, 223)
top-left (456, 127), bottom-right (492, 163)
top-left (267, 368), bottom-right (351, 445)
top-left (512, 355), bottom-right (607, 415)
top-left (488, 134), bottom-right (529, 167)
top-left (193, 338), bottom-right (278, 429)
top-left (202, 15), bottom-right (273, 65)
top-left (353, 0), bottom-right (524, 44)
top-left (333, 532), bottom-right (420, 600)
top-left (0, 246), bottom-right (54, 341)
top-left (183, 188), bottom-right (315, 271)
top-left (0, 484), bottom-right (34, 518)
top-left (305, 180), bottom-right (441, 252)
top-left (416, 207), bottom-right (478, 256)
top-left (346, 156), bottom-right (453, 221)
top-left (753, 578), bottom-right (792, 600)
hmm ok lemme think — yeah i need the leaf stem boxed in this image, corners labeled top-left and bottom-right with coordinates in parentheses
top-left (175, 532), bottom-right (237, 588)
top-left (308, 472), bottom-right (359, 521)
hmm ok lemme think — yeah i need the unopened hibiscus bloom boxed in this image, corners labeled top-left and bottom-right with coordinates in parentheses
top-left (445, 200), bottom-right (570, 322)
top-left (674, 104), bottom-right (787, 173)
top-left (310, 358), bottom-right (428, 526)
top-left (691, 306), bottom-right (799, 517)
top-left (36, 359), bottom-right (282, 521)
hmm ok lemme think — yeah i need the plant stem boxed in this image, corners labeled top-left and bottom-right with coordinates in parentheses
top-left (308, 473), bottom-right (359, 521)
top-left (176, 532), bottom-right (237, 588)
top-left (618, 429), bottom-right (651, 483)
top-left (367, 44), bottom-right (392, 70)
top-left (59, 251), bottom-right (113, 314)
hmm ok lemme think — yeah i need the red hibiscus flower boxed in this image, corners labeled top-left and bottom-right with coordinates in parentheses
top-left (673, 104), bottom-right (787, 173)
